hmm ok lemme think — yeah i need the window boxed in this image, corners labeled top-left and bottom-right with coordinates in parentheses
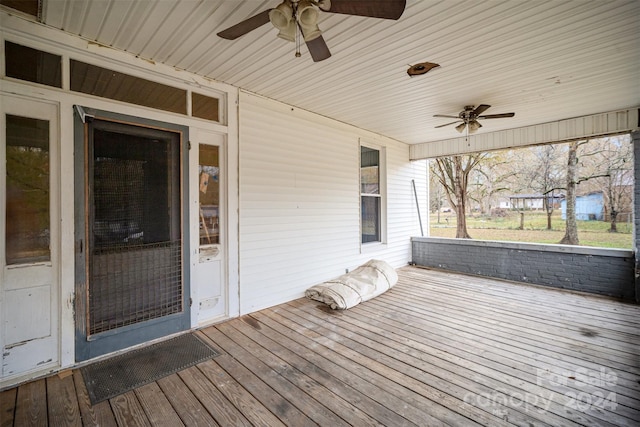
top-left (5, 41), bottom-right (62, 88)
top-left (0, 1), bottom-right (39, 17)
top-left (199, 145), bottom-right (220, 245)
top-left (361, 145), bottom-right (384, 244)
top-left (5, 114), bottom-right (50, 264)
top-left (70, 60), bottom-right (187, 114)
top-left (192, 93), bottom-right (220, 122)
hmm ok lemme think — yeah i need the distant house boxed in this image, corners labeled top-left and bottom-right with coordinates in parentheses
top-left (561, 192), bottom-right (604, 220)
top-left (508, 194), bottom-right (565, 210)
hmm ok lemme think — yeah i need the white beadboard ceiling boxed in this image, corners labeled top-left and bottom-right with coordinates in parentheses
top-left (37, 0), bottom-right (640, 145)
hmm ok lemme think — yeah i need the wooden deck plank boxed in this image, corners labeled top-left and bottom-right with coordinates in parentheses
top-left (260, 307), bottom-right (485, 426)
top-left (252, 312), bottom-right (422, 426)
top-left (109, 390), bottom-right (152, 426)
top-left (177, 365), bottom-right (252, 427)
top-left (398, 270), bottom-right (640, 350)
top-left (0, 387), bottom-right (16, 427)
top-left (228, 314), bottom-right (416, 426)
top-left (404, 269), bottom-right (640, 354)
top-left (156, 373), bottom-right (220, 426)
top-left (378, 289), bottom-right (640, 370)
top-left (134, 382), bottom-right (185, 426)
top-left (218, 318), bottom-right (382, 426)
top-left (366, 297), bottom-right (640, 418)
top-left (350, 297), bottom-right (640, 422)
top-left (46, 374), bottom-right (82, 427)
top-left (379, 278), bottom-right (640, 385)
top-left (252, 308), bottom-right (442, 426)
top-left (284, 299), bottom-right (549, 427)
top-left (377, 285), bottom-right (640, 390)
top-left (289, 298), bottom-right (624, 427)
top-left (194, 358), bottom-right (286, 427)
top-left (2, 266), bottom-right (638, 427)
top-left (368, 270), bottom-right (640, 426)
top-left (374, 280), bottom-right (640, 376)
top-left (404, 268), bottom-right (640, 324)
top-left (398, 270), bottom-right (639, 338)
top-left (204, 325), bottom-right (343, 426)
top-left (72, 370), bottom-right (117, 427)
top-left (14, 379), bottom-right (47, 427)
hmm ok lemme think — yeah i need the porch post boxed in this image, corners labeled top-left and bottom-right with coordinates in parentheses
top-left (633, 130), bottom-right (640, 303)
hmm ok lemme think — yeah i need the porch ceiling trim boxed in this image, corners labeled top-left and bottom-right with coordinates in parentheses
top-left (410, 107), bottom-right (640, 160)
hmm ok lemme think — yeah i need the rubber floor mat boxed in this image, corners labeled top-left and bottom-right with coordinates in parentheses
top-left (81, 333), bottom-right (220, 404)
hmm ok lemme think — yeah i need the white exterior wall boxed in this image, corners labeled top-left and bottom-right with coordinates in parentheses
top-left (238, 92), bottom-right (427, 314)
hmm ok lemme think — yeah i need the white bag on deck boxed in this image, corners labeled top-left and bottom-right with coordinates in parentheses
top-left (305, 259), bottom-right (398, 310)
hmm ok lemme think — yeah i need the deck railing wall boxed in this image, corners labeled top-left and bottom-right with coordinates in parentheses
top-left (411, 237), bottom-right (635, 300)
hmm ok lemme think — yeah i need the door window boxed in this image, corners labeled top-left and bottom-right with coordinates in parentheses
top-left (5, 115), bottom-right (50, 264)
top-left (199, 145), bottom-right (220, 246)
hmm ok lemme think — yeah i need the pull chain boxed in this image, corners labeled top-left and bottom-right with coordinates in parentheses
top-left (294, 2), bottom-right (301, 57)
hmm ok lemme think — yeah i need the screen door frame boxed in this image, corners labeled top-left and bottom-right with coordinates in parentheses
top-left (73, 106), bottom-right (191, 362)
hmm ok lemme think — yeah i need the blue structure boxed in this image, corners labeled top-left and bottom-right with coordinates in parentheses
top-left (561, 192), bottom-right (604, 220)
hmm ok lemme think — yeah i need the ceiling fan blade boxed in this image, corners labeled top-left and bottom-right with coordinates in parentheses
top-left (217, 9), bottom-right (272, 40)
top-left (433, 114), bottom-right (459, 119)
top-left (324, 0), bottom-right (406, 20)
top-left (478, 113), bottom-right (515, 119)
top-left (473, 104), bottom-right (491, 116)
top-left (435, 121), bottom-right (461, 128)
top-left (305, 35), bottom-right (332, 62)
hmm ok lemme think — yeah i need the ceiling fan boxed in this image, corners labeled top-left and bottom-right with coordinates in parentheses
top-left (434, 105), bottom-right (515, 134)
top-left (217, 0), bottom-right (406, 62)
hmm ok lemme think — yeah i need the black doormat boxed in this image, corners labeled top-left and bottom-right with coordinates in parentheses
top-left (81, 333), bottom-right (220, 404)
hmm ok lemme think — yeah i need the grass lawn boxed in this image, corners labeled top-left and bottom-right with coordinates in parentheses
top-left (429, 211), bottom-right (632, 249)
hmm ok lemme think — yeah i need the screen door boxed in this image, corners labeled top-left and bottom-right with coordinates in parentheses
top-left (74, 108), bottom-right (190, 361)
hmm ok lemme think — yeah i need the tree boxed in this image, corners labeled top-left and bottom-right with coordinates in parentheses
top-left (529, 145), bottom-right (564, 230)
top-left (559, 140), bottom-right (581, 245)
top-left (432, 154), bottom-right (485, 238)
top-left (589, 136), bottom-right (633, 232)
top-left (556, 136), bottom-right (632, 243)
top-left (428, 165), bottom-right (446, 223)
top-left (467, 151), bottom-right (513, 215)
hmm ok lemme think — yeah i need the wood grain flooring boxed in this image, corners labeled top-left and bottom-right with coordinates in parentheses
top-left (2, 266), bottom-right (639, 426)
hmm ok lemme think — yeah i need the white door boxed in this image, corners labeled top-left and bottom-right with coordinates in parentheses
top-left (1, 96), bottom-right (59, 382)
top-left (191, 130), bottom-right (227, 324)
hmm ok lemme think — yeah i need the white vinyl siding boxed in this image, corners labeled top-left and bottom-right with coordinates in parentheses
top-left (238, 91), bottom-right (427, 313)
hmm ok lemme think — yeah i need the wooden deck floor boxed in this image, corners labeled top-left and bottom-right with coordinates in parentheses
top-left (2, 266), bottom-right (640, 426)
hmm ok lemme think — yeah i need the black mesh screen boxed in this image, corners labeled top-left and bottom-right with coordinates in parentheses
top-left (88, 127), bottom-right (182, 335)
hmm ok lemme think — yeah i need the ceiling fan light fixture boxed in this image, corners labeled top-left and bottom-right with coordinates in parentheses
top-left (297, 0), bottom-right (319, 26)
top-left (269, 1), bottom-right (294, 31)
top-left (455, 122), bottom-right (466, 133)
top-left (468, 120), bottom-right (482, 133)
top-left (297, 0), bottom-right (322, 41)
top-left (300, 25), bottom-right (322, 41)
top-left (317, 0), bottom-right (332, 12)
top-left (276, 21), bottom-right (297, 41)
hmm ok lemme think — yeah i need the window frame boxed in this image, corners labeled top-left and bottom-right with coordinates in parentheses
top-left (360, 142), bottom-right (387, 247)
